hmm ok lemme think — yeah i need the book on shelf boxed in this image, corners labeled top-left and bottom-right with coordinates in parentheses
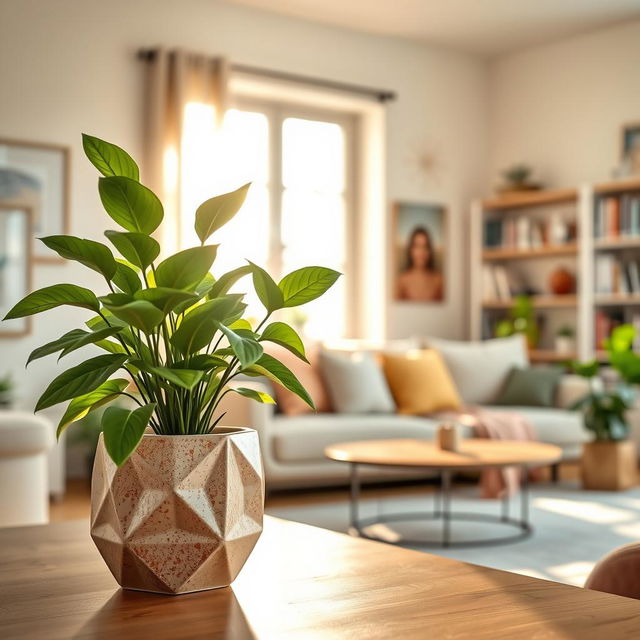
top-left (483, 215), bottom-right (575, 251)
top-left (595, 309), bottom-right (640, 350)
top-left (594, 193), bottom-right (640, 239)
top-left (482, 264), bottom-right (516, 301)
top-left (595, 254), bottom-right (640, 295)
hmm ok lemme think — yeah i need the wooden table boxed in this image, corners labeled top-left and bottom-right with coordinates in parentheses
top-left (1, 517), bottom-right (639, 639)
top-left (325, 439), bottom-right (563, 548)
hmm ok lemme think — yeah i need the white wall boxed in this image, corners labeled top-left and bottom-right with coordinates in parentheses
top-left (488, 20), bottom-right (640, 187)
top-left (0, 0), bottom-right (488, 413)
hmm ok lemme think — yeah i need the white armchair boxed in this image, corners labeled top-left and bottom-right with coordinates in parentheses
top-left (0, 411), bottom-right (54, 527)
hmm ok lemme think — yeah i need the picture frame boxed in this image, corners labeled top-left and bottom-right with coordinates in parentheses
top-left (0, 138), bottom-right (70, 263)
top-left (0, 204), bottom-right (32, 337)
top-left (392, 201), bottom-right (447, 303)
top-left (621, 122), bottom-right (640, 158)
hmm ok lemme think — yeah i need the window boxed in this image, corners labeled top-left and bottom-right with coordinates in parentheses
top-left (180, 99), bottom-right (356, 340)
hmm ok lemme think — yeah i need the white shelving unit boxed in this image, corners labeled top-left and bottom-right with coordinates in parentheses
top-left (470, 178), bottom-right (640, 364)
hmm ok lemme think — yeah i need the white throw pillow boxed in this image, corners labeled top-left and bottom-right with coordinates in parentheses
top-left (426, 335), bottom-right (529, 405)
top-left (319, 351), bottom-right (396, 414)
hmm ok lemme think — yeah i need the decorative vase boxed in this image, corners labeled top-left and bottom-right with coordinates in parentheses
top-left (581, 440), bottom-right (637, 491)
top-left (90, 427), bottom-right (264, 594)
top-left (549, 267), bottom-right (575, 295)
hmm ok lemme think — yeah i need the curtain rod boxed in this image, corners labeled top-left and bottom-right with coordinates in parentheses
top-left (137, 49), bottom-right (396, 103)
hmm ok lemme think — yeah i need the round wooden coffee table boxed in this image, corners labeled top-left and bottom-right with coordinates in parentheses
top-left (325, 439), bottom-right (562, 548)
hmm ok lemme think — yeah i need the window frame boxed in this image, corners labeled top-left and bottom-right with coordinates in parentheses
top-left (230, 95), bottom-right (360, 337)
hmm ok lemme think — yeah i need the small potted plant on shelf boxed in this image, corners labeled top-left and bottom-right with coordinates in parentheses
top-left (494, 294), bottom-right (540, 349)
top-left (569, 325), bottom-right (639, 491)
top-left (555, 325), bottom-right (575, 355)
top-left (3, 134), bottom-right (339, 594)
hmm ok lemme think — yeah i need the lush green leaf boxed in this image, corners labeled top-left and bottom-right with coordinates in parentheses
top-left (40, 235), bottom-right (118, 279)
top-left (279, 266), bottom-right (341, 307)
top-left (35, 354), bottom-right (128, 411)
top-left (172, 354), bottom-right (228, 370)
top-left (570, 360), bottom-right (599, 379)
top-left (208, 265), bottom-right (252, 299)
top-left (610, 351), bottom-right (640, 385)
top-left (112, 261), bottom-right (142, 294)
top-left (130, 361), bottom-right (204, 390)
top-left (4, 284), bottom-right (100, 319)
top-left (134, 287), bottom-right (198, 315)
top-left (229, 318), bottom-right (253, 331)
top-left (100, 297), bottom-right (165, 334)
top-left (94, 339), bottom-right (128, 356)
top-left (82, 133), bottom-right (139, 180)
top-left (217, 323), bottom-right (263, 368)
top-left (98, 176), bottom-right (163, 234)
top-left (27, 326), bottom-right (122, 366)
top-left (247, 353), bottom-right (314, 409)
top-left (104, 230), bottom-right (160, 270)
top-left (56, 378), bottom-right (130, 438)
top-left (606, 324), bottom-right (636, 353)
top-left (155, 245), bottom-right (218, 291)
top-left (260, 322), bottom-right (307, 362)
top-left (170, 295), bottom-right (246, 356)
top-left (102, 404), bottom-right (155, 466)
top-left (249, 261), bottom-right (284, 312)
top-left (194, 183), bottom-right (250, 243)
top-left (232, 386), bottom-right (275, 404)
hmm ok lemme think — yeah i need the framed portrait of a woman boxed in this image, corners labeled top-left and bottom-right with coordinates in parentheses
top-left (393, 201), bottom-right (446, 303)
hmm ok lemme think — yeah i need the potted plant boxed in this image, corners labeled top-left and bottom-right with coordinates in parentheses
top-left (3, 134), bottom-right (339, 594)
top-left (495, 294), bottom-right (540, 349)
top-left (0, 374), bottom-right (13, 408)
top-left (570, 325), bottom-right (639, 491)
top-left (555, 325), bottom-right (575, 355)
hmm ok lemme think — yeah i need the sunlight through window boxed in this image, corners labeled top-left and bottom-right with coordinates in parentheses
top-left (180, 102), bottom-right (352, 336)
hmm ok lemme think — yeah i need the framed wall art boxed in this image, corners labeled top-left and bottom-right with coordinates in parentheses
top-left (0, 204), bottom-right (32, 337)
top-left (393, 201), bottom-right (446, 303)
top-left (0, 139), bottom-right (70, 263)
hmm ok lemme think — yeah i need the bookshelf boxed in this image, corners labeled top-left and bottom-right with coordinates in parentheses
top-left (591, 178), bottom-right (640, 358)
top-left (471, 180), bottom-right (640, 364)
top-left (470, 187), bottom-right (581, 363)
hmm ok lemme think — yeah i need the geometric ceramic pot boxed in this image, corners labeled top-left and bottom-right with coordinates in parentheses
top-left (90, 427), bottom-right (264, 594)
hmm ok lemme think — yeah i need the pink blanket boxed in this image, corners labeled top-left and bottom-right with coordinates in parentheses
top-left (433, 407), bottom-right (538, 498)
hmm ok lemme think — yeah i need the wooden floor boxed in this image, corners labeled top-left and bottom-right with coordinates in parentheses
top-left (50, 463), bottom-right (579, 522)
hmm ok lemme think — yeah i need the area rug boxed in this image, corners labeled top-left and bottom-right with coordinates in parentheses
top-left (266, 481), bottom-right (640, 587)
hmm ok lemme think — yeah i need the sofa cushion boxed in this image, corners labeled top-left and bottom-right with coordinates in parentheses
top-left (483, 406), bottom-right (589, 446)
top-left (320, 351), bottom-right (395, 414)
top-left (271, 414), bottom-right (460, 463)
top-left (382, 350), bottom-right (462, 415)
top-left (495, 366), bottom-right (563, 407)
top-left (427, 335), bottom-right (529, 405)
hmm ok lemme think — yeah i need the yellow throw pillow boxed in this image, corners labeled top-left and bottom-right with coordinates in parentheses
top-left (382, 350), bottom-right (462, 415)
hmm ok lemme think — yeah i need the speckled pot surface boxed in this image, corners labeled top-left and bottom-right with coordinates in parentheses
top-left (90, 427), bottom-right (264, 595)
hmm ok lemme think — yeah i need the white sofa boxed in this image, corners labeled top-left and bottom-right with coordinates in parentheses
top-left (220, 362), bottom-right (594, 490)
top-left (0, 411), bottom-right (54, 526)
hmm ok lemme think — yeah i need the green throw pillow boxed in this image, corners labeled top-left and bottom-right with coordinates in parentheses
top-left (495, 366), bottom-right (563, 407)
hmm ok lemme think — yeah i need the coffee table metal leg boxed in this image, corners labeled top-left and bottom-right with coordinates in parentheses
top-left (521, 465), bottom-right (529, 529)
top-left (442, 470), bottom-right (451, 547)
top-left (434, 472), bottom-right (442, 517)
top-left (501, 493), bottom-right (509, 522)
top-left (349, 462), bottom-right (360, 532)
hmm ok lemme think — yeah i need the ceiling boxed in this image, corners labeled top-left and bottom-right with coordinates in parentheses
top-left (225, 0), bottom-right (640, 57)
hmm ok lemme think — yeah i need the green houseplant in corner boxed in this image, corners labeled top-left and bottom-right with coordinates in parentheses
top-left (3, 134), bottom-right (339, 594)
top-left (569, 325), bottom-right (639, 491)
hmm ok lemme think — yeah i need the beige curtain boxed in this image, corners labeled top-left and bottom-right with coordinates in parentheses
top-left (142, 48), bottom-right (230, 254)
